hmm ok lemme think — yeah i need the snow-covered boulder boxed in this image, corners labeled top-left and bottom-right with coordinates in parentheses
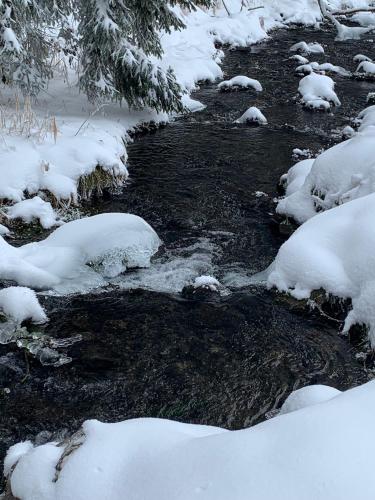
top-left (367, 92), bottom-right (375, 104)
top-left (218, 75), bottom-right (262, 92)
top-left (355, 60), bottom-right (375, 77)
top-left (289, 54), bottom-right (309, 64)
top-left (0, 287), bottom-right (47, 324)
top-left (279, 158), bottom-right (315, 198)
top-left (290, 41), bottom-right (324, 55)
top-left (235, 107), bottom-right (267, 125)
top-left (298, 73), bottom-right (341, 110)
top-left (353, 54), bottom-right (372, 63)
top-left (6, 196), bottom-right (61, 229)
top-left (269, 193), bottom-right (375, 344)
top-left (295, 62), bottom-right (350, 77)
top-left (5, 380), bottom-right (375, 500)
top-left (193, 275), bottom-right (221, 291)
top-left (276, 124), bottom-right (375, 223)
top-left (279, 385), bottom-right (341, 415)
top-left (0, 213), bottom-right (161, 290)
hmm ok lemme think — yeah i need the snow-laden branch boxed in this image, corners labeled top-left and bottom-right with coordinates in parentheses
top-left (331, 6), bottom-right (375, 15)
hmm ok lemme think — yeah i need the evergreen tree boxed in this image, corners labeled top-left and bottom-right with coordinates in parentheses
top-left (0, 0), bottom-right (214, 112)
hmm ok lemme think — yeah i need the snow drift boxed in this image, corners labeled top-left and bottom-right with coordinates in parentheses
top-left (5, 380), bottom-right (375, 500)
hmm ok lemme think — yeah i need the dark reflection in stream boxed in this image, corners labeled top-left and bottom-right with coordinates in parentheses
top-left (0, 27), bottom-right (373, 471)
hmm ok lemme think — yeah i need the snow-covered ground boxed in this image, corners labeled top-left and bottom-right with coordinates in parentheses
top-left (5, 380), bottom-right (375, 500)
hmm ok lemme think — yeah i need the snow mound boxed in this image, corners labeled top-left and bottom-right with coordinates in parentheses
top-left (279, 158), bottom-right (315, 198)
top-left (290, 41), bottom-right (324, 55)
top-left (218, 75), bottom-right (263, 92)
top-left (6, 196), bottom-right (61, 229)
top-left (0, 213), bottom-right (161, 290)
top-left (235, 107), bottom-right (267, 125)
top-left (355, 60), bottom-right (375, 76)
top-left (276, 122), bottom-right (375, 223)
top-left (289, 54), bottom-right (309, 64)
top-left (0, 224), bottom-right (10, 236)
top-left (279, 385), bottom-right (341, 415)
top-left (367, 92), bottom-right (375, 104)
top-left (0, 287), bottom-right (47, 324)
top-left (6, 380), bottom-right (375, 500)
top-left (353, 53), bottom-right (372, 63)
top-left (193, 275), bottom-right (221, 291)
top-left (298, 72), bottom-right (341, 110)
top-left (269, 193), bottom-right (375, 344)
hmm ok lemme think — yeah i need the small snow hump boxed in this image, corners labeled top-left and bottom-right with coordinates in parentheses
top-left (235, 107), bottom-right (268, 125)
top-left (290, 41), bottom-right (324, 55)
top-left (218, 75), bottom-right (263, 92)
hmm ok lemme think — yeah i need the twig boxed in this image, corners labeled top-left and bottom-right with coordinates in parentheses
top-left (74, 102), bottom-right (110, 136)
top-left (331, 6), bottom-right (375, 15)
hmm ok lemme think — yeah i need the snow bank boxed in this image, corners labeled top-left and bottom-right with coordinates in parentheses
top-left (0, 287), bottom-right (47, 324)
top-left (277, 116), bottom-right (375, 223)
top-left (279, 385), bottom-right (341, 415)
top-left (218, 75), bottom-right (262, 92)
top-left (6, 196), bottom-right (61, 229)
top-left (235, 107), bottom-right (268, 125)
top-left (5, 380), bottom-right (375, 500)
top-left (290, 41), bottom-right (324, 55)
top-left (269, 193), bottom-right (375, 344)
top-left (298, 73), bottom-right (341, 110)
top-left (279, 158), bottom-right (315, 198)
top-left (0, 213), bottom-right (161, 290)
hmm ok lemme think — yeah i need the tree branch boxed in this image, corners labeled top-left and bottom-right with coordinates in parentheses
top-left (331, 7), bottom-right (375, 15)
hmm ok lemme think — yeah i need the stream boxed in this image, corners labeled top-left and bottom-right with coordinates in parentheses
top-left (0, 26), bottom-right (374, 471)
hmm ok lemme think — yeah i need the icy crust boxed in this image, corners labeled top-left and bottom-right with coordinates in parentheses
top-left (269, 193), bottom-right (375, 344)
top-left (5, 381), bottom-right (375, 500)
top-left (218, 75), bottom-right (263, 92)
top-left (0, 213), bottom-right (161, 290)
top-left (0, 287), bottom-right (47, 324)
top-left (298, 73), bottom-right (341, 110)
top-left (277, 114), bottom-right (375, 223)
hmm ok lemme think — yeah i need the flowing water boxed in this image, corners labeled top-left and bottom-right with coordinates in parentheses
top-left (0, 27), bottom-right (374, 470)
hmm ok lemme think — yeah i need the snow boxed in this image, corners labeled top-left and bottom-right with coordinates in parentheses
top-left (193, 275), bottom-right (221, 291)
top-left (0, 213), bottom-right (161, 291)
top-left (234, 106), bottom-right (268, 125)
top-left (0, 224), bottom-right (10, 236)
top-left (0, 287), bottom-right (47, 324)
top-left (6, 380), bottom-right (375, 500)
top-left (269, 192), bottom-right (375, 344)
top-left (289, 54), bottom-right (309, 64)
top-left (6, 196), bottom-right (61, 229)
top-left (353, 53), bottom-right (372, 62)
top-left (298, 72), bottom-right (341, 110)
top-left (290, 41), bottom-right (325, 55)
top-left (279, 158), bottom-right (315, 198)
top-left (279, 385), bottom-right (341, 415)
top-left (276, 113), bottom-right (375, 223)
top-left (355, 60), bottom-right (375, 75)
top-left (218, 75), bottom-right (263, 92)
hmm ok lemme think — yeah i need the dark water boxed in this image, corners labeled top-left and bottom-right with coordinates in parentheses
top-left (0, 27), bottom-right (374, 471)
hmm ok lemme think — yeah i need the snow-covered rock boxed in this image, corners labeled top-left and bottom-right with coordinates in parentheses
top-left (0, 224), bottom-right (10, 236)
top-left (218, 75), bottom-right (263, 92)
top-left (6, 380), bottom-right (375, 500)
top-left (6, 197), bottom-right (61, 229)
top-left (353, 53), bottom-right (372, 63)
top-left (355, 60), bottom-right (375, 76)
top-left (367, 92), bottom-right (375, 104)
top-left (269, 192), bottom-right (375, 344)
top-left (298, 72), bottom-right (341, 110)
top-left (290, 41), bottom-right (324, 55)
top-left (0, 287), bottom-right (47, 324)
top-left (276, 122), bottom-right (375, 223)
top-left (0, 213), bottom-right (161, 290)
top-left (279, 385), bottom-right (341, 415)
top-left (280, 158), bottom-right (315, 198)
top-left (193, 275), bottom-right (221, 291)
top-left (235, 107), bottom-right (267, 125)
top-left (289, 54), bottom-right (309, 64)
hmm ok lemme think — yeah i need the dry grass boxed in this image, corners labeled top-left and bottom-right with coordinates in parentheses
top-left (78, 165), bottom-right (127, 200)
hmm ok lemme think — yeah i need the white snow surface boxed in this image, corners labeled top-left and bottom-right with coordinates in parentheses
top-left (356, 60), bottom-right (375, 74)
top-left (0, 287), bottom-right (47, 324)
top-left (235, 106), bottom-right (267, 124)
top-left (290, 41), bottom-right (325, 54)
top-left (298, 72), bottom-right (341, 109)
top-left (269, 192), bottom-right (375, 344)
top-left (277, 110), bottom-right (375, 223)
top-left (0, 213), bottom-right (161, 291)
top-left (218, 75), bottom-right (263, 92)
top-left (193, 275), bottom-right (221, 291)
top-left (6, 196), bottom-right (61, 229)
top-left (6, 380), bottom-right (375, 500)
top-left (279, 385), bottom-right (341, 415)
